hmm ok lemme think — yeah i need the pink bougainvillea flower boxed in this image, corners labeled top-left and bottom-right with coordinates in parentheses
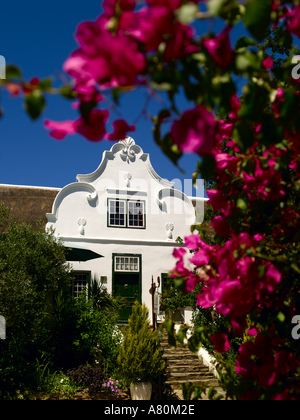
top-left (147, 0), bottom-right (183, 12)
top-left (22, 77), bottom-right (40, 94)
top-left (247, 326), bottom-right (260, 337)
top-left (258, 363), bottom-right (276, 387)
top-left (5, 82), bottom-right (21, 96)
top-left (218, 120), bottom-right (234, 139)
top-left (105, 119), bottom-right (136, 141)
top-left (262, 56), bottom-right (274, 70)
top-left (103, 0), bottom-right (136, 17)
top-left (189, 249), bottom-right (210, 266)
top-left (262, 56), bottom-right (273, 71)
top-left (163, 21), bottom-right (199, 62)
top-left (206, 189), bottom-right (228, 212)
top-left (211, 215), bottom-right (231, 238)
top-left (286, 5), bottom-right (300, 38)
top-left (172, 247), bottom-right (187, 259)
top-left (171, 105), bottom-right (217, 155)
top-left (184, 234), bottom-right (202, 251)
top-left (185, 274), bottom-right (201, 292)
top-left (203, 26), bottom-right (234, 68)
top-left (210, 332), bottom-right (231, 353)
top-left (127, 5), bottom-right (173, 53)
top-left (46, 109), bottom-right (110, 142)
top-left (253, 233), bottom-right (264, 241)
top-left (44, 119), bottom-right (76, 140)
top-left (229, 93), bottom-right (241, 119)
top-left (74, 109), bottom-right (109, 142)
top-left (64, 19), bottom-right (146, 90)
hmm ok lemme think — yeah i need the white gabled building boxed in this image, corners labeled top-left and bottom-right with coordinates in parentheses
top-left (46, 137), bottom-right (207, 324)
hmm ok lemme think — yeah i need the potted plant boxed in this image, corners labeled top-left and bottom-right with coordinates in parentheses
top-left (117, 301), bottom-right (165, 400)
top-left (160, 288), bottom-right (194, 323)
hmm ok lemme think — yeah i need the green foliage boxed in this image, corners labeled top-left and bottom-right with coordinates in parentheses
top-left (117, 302), bottom-right (165, 384)
top-left (67, 364), bottom-right (105, 395)
top-left (0, 204), bottom-right (72, 394)
top-left (160, 288), bottom-right (194, 312)
top-left (0, 205), bottom-right (124, 396)
top-left (40, 285), bottom-right (123, 373)
top-left (41, 371), bottom-right (81, 398)
top-left (24, 89), bottom-right (46, 120)
top-left (243, 0), bottom-right (272, 42)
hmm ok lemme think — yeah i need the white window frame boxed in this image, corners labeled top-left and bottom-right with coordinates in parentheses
top-left (72, 272), bottom-right (89, 298)
top-left (108, 199), bottom-right (127, 227)
top-left (108, 199), bottom-right (145, 229)
top-left (114, 256), bottom-right (140, 272)
top-left (127, 200), bottom-right (145, 228)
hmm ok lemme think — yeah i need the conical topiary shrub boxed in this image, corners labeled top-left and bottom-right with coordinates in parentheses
top-left (117, 301), bottom-right (165, 385)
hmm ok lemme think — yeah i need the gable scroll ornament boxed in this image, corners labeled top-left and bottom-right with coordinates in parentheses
top-left (165, 222), bottom-right (174, 240)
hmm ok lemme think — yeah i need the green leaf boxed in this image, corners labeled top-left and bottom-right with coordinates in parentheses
top-left (237, 198), bottom-right (248, 210)
top-left (233, 120), bottom-right (256, 150)
top-left (196, 155), bottom-right (215, 182)
top-left (38, 78), bottom-right (52, 90)
top-left (243, 0), bottom-right (272, 42)
top-left (235, 50), bottom-right (261, 72)
top-left (207, 0), bottom-right (226, 16)
top-left (5, 64), bottom-right (22, 79)
top-left (235, 36), bottom-right (257, 50)
top-left (79, 100), bottom-right (97, 123)
top-left (150, 81), bottom-right (173, 92)
top-left (176, 3), bottom-right (198, 24)
top-left (187, 332), bottom-right (201, 353)
top-left (176, 325), bottom-right (188, 347)
top-left (164, 318), bottom-right (177, 348)
top-left (59, 85), bottom-right (78, 100)
top-left (24, 89), bottom-right (46, 120)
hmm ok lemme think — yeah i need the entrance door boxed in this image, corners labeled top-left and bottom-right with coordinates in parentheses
top-left (112, 254), bottom-right (141, 323)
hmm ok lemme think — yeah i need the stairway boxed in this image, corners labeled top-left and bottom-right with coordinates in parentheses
top-left (160, 334), bottom-right (220, 399)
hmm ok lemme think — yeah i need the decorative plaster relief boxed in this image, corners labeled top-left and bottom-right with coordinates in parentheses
top-left (165, 222), bottom-right (174, 240)
top-left (123, 172), bottom-right (132, 188)
top-left (87, 190), bottom-right (98, 202)
top-left (77, 217), bottom-right (87, 236)
top-left (120, 137), bottom-right (137, 162)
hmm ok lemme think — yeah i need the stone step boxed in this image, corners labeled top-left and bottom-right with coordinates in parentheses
top-left (162, 347), bottom-right (198, 353)
top-left (160, 335), bottom-right (220, 395)
top-left (166, 378), bottom-right (220, 387)
top-left (166, 364), bottom-right (209, 373)
top-left (168, 372), bottom-right (215, 381)
top-left (163, 354), bottom-right (200, 362)
top-left (166, 366), bottom-right (216, 377)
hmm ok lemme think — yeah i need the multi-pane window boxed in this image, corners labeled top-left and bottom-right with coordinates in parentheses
top-left (72, 273), bottom-right (88, 298)
top-left (109, 199), bottom-right (126, 227)
top-left (128, 201), bottom-right (144, 227)
top-left (115, 256), bottom-right (139, 272)
top-left (108, 199), bottom-right (145, 228)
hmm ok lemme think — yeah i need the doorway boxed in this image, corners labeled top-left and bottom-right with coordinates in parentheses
top-left (112, 254), bottom-right (141, 323)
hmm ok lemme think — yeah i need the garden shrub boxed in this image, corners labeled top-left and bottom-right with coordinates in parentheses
top-left (67, 365), bottom-right (105, 395)
top-left (118, 302), bottom-right (165, 384)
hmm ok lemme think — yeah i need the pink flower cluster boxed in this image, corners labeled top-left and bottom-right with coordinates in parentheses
top-left (171, 229), bottom-right (300, 398)
top-left (170, 88), bottom-right (300, 399)
top-left (45, 0), bottom-right (200, 142)
top-left (172, 233), bottom-right (282, 327)
top-left (43, 1), bottom-right (300, 145)
top-left (236, 336), bottom-right (298, 400)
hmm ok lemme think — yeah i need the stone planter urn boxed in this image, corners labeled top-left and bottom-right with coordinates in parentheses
top-left (130, 382), bottom-right (152, 400)
top-left (166, 308), bottom-right (185, 323)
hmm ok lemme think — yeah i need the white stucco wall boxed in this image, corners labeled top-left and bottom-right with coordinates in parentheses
top-left (46, 137), bottom-right (206, 323)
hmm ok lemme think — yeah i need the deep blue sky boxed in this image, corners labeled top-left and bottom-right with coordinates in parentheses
top-left (0, 1), bottom-right (255, 196)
